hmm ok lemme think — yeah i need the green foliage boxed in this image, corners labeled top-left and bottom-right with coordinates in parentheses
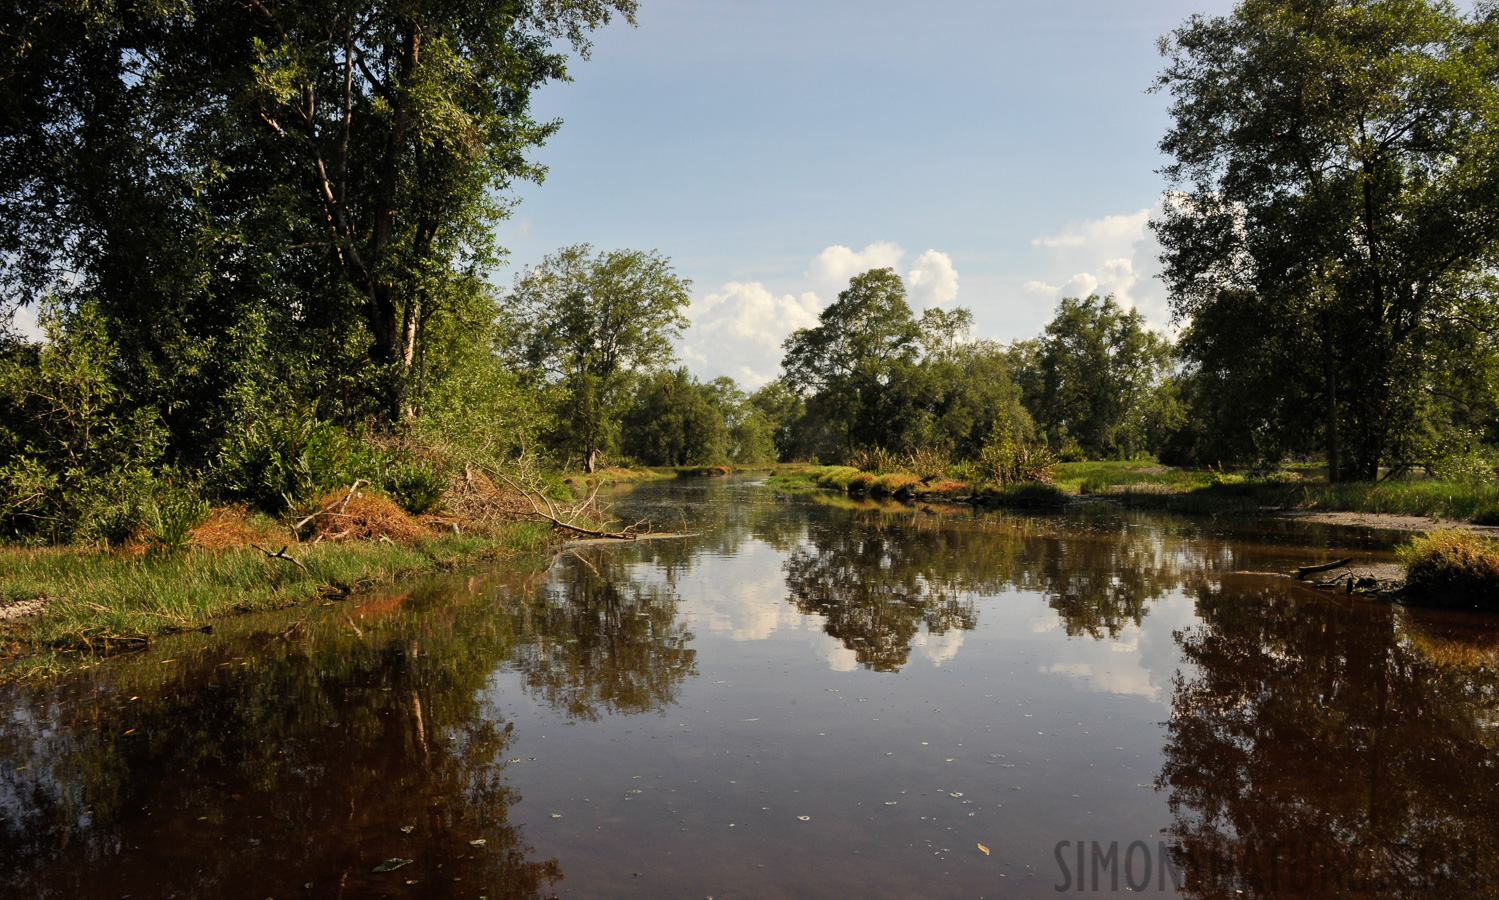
top-left (1, 0), bottom-right (638, 425)
top-left (847, 447), bottom-right (902, 474)
top-left (506, 245), bottom-right (693, 471)
top-left (145, 487), bottom-right (211, 554)
top-left (0, 302), bottom-right (168, 542)
top-left (1155, 0), bottom-right (1499, 479)
top-left (1399, 529), bottom-right (1499, 609)
top-left (1015, 294), bottom-right (1174, 459)
top-left (620, 368), bottom-right (729, 466)
top-left (214, 400), bottom-right (374, 513)
top-left (383, 459), bottom-right (448, 517)
top-left (975, 435), bottom-right (1058, 487)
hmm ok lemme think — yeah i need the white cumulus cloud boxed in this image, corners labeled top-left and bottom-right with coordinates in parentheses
top-left (806, 241), bottom-right (906, 298)
top-left (681, 241), bottom-right (963, 385)
top-left (1025, 198), bottom-right (1172, 327)
top-left (907, 249), bottom-right (960, 309)
top-left (680, 281), bottom-right (822, 388)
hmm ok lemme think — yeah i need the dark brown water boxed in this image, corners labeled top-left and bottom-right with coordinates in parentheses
top-left (4, 477), bottom-right (1499, 899)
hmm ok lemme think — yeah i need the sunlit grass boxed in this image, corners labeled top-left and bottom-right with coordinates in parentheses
top-left (1397, 528), bottom-right (1499, 608)
top-left (0, 522), bottom-right (552, 656)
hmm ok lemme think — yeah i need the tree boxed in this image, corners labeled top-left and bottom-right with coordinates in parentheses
top-left (0, 0), bottom-right (637, 428)
top-left (620, 368), bottom-right (727, 466)
top-left (780, 268), bottom-right (923, 454)
top-left (1018, 295), bottom-right (1174, 459)
top-left (1154, 0), bottom-right (1499, 479)
top-left (507, 245), bottom-right (692, 472)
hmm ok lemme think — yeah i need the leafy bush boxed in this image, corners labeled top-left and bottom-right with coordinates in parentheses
top-left (145, 488), bottom-right (210, 552)
top-left (1398, 529), bottom-right (1499, 609)
top-left (904, 447), bottom-right (948, 480)
top-left (1427, 449), bottom-right (1495, 482)
top-left (846, 446), bottom-right (901, 474)
top-left (383, 459), bottom-right (448, 516)
top-left (976, 437), bottom-right (1057, 486)
top-left (215, 401), bottom-right (389, 513)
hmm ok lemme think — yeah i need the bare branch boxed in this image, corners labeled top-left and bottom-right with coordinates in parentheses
top-left (251, 544), bottom-right (308, 572)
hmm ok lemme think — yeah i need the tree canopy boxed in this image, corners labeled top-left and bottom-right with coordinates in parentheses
top-left (505, 244), bottom-right (691, 471)
top-left (1154, 0), bottom-right (1499, 479)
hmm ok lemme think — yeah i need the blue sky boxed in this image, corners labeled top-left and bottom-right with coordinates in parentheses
top-left (498, 0), bottom-right (1238, 386)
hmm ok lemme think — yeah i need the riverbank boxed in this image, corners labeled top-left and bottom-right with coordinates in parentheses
top-left (768, 461), bottom-right (1499, 525)
top-left (0, 522), bottom-right (555, 677)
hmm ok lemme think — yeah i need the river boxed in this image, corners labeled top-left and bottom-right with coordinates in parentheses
top-left (4, 475), bottom-right (1497, 898)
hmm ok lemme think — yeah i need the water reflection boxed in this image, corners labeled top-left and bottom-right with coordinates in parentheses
top-left (1160, 577), bottom-right (1499, 897)
top-left (506, 545), bottom-right (696, 720)
top-left (0, 578), bottom-right (567, 900)
top-left (8, 477), bottom-right (1499, 899)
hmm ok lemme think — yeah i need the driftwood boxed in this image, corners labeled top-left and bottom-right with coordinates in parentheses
top-left (251, 543), bottom-right (308, 572)
top-left (1297, 558), bottom-right (1352, 579)
top-left (485, 464), bottom-right (649, 540)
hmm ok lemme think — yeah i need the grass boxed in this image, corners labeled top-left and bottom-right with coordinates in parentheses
top-left (1397, 528), bottom-right (1499, 609)
top-left (0, 522), bottom-right (553, 659)
top-left (768, 458), bottom-right (1499, 523)
top-left (1051, 460), bottom-right (1216, 494)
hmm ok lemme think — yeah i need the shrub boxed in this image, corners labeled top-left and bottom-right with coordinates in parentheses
top-left (976, 437), bottom-right (1057, 486)
top-left (904, 447), bottom-right (948, 480)
top-left (383, 458), bottom-right (448, 516)
top-left (847, 446), bottom-right (901, 474)
top-left (145, 488), bottom-right (210, 553)
top-left (1398, 529), bottom-right (1499, 609)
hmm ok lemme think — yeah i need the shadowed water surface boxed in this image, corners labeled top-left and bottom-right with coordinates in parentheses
top-left (4, 476), bottom-right (1499, 898)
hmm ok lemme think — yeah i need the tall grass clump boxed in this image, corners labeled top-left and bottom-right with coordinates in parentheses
top-left (975, 436), bottom-right (1056, 486)
top-left (1398, 528), bottom-right (1499, 609)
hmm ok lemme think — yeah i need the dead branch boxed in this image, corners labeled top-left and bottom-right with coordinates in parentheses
top-left (292, 479), bottom-right (370, 538)
top-left (1297, 558), bottom-right (1353, 579)
top-left (252, 543), bottom-right (308, 572)
top-left (481, 462), bottom-right (647, 540)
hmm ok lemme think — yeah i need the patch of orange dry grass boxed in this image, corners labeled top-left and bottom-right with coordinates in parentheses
top-left (189, 505), bottom-right (268, 550)
top-left (306, 490), bottom-right (424, 543)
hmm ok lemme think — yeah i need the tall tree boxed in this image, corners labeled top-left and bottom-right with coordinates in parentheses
top-left (0, 0), bottom-right (637, 426)
top-left (780, 268), bottom-right (923, 453)
top-left (1155, 0), bottom-right (1499, 479)
top-left (506, 245), bottom-right (691, 472)
top-left (1019, 295), bottom-right (1174, 459)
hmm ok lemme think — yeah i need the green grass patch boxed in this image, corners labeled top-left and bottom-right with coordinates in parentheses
top-left (1051, 460), bottom-right (1215, 494)
top-left (0, 522), bottom-right (553, 657)
top-left (1398, 528), bottom-right (1499, 609)
top-left (976, 482), bottom-right (1069, 508)
top-left (871, 472), bottom-right (922, 496)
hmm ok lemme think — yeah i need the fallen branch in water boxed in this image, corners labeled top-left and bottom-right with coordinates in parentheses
top-left (1296, 558), bottom-right (1352, 579)
top-left (484, 462), bottom-right (648, 540)
top-left (251, 543), bottom-right (308, 572)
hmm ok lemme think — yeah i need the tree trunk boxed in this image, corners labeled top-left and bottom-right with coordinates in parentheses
top-left (1326, 349), bottom-right (1340, 483)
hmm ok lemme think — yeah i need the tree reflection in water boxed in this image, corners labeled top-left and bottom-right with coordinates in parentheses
top-left (0, 577), bottom-right (568, 900)
top-left (780, 499), bottom-right (1197, 669)
top-left (505, 546), bottom-right (696, 720)
top-left (1160, 577), bottom-right (1499, 897)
